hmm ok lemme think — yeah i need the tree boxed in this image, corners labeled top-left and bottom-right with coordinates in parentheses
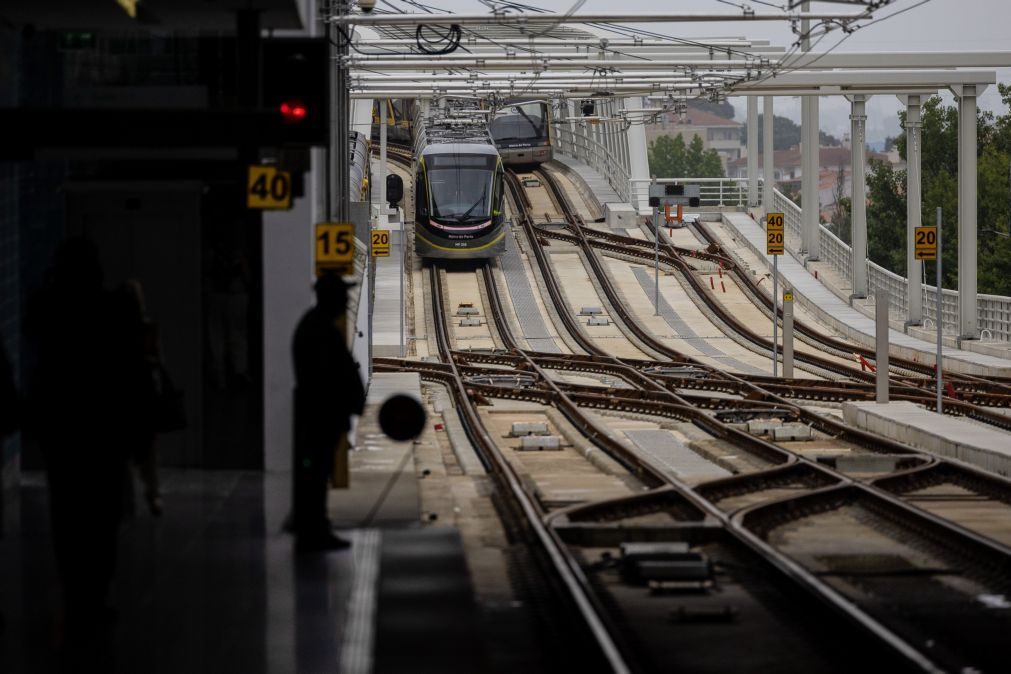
top-left (741, 114), bottom-right (841, 150)
top-left (648, 133), bottom-right (724, 178)
top-left (865, 91), bottom-right (1011, 293)
top-left (830, 164), bottom-right (851, 244)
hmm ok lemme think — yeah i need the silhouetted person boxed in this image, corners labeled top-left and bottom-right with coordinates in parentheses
top-left (292, 273), bottom-right (365, 553)
top-left (0, 338), bottom-right (16, 635)
top-left (123, 280), bottom-right (167, 517)
top-left (0, 339), bottom-right (15, 440)
top-left (23, 237), bottom-right (152, 633)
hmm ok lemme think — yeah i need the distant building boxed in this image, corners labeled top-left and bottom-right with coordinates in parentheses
top-left (644, 105), bottom-right (743, 169)
top-left (728, 145), bottom-right (889, 218)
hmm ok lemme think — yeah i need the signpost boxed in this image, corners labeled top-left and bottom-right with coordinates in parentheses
top-left (782, 290), bottom-right (794, 377)
top-left (915, 220), bottom-right (942, 410)
top-left (315, 222), bottom-right (355, 277)
top-left (247, 165), bottom-right (292, 210)
top-left (766, 212), bottom-right (785, 377)
top-left (371, 229), bottom-right (391, 257)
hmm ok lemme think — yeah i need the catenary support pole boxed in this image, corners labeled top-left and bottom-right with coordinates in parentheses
top-left (379, 99), bottom-right (388, 225)
top-left (937, 207), bottom-right (943, 413)
top-left (747, 96), bottom-right (759, 207)
top-left (762, 96), bottom-right (774, 217)
top-left (335, 1), bottom-right (350, 222)
top-left (904, 95), bottom-right (924, 326)
top-left (876, 293), bottom-right (889, 403)
top-left (804, 96), bottom-right (820, 260)
top-left (955, 85), bottom-right (979, 339)
top-left (849, 95), bottom-right (869, 299)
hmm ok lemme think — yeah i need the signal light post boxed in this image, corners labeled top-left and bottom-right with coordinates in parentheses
top-left (648, 181), bottom-right (702, 316)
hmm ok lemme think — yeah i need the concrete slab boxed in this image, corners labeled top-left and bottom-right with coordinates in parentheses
top-left (722, 212), bottom-right (1011, 377)
top-left (842, 400), bottom-right (1011, 477)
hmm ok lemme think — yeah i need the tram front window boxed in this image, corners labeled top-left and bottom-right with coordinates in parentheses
top-left (491, 103), bottom-right (546, 143)
top-left (427, 154), bottom-right (497, 223)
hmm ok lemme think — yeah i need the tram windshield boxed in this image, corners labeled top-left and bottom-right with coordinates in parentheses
top-left (426, 154), bottom-right (497, 222)
top-left (490, 102), bottom-right (546, 142)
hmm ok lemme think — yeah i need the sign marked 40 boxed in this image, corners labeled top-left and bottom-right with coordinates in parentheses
top-left (766, 212), bottom-right (785, 256)
top-left (247, 165), bottom-right (292, 210)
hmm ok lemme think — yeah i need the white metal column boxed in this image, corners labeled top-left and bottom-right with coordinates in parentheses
top-left (848, 95), bottom-right (868, 299)
top-left (625, 95), bottom-right (651, 211)
top-left (379, 99), bottom-right (388, 226)
top-left (954, 84), bottom-right (981, 339)
top-left (802, 96), bottom-right (820, 259)
top-left (763, 96), bottom-right (774, 217)
top-left (903, 95), bottom-right (924, 325)
top-left (747, 96), bottom-right (759, 207)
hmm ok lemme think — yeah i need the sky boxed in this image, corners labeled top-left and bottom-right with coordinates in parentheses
top-left (401, 0), bottom-right (1011, 144)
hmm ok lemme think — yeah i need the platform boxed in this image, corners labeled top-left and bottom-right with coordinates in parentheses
top-left (0, 372), bottom-right (487, 673)
top-left (551, 154), bottom-right (623, 216)
top-left (372, 216), bottom-right (408, 359)
top-left (842, 400), bottom-right (1011, 477)
top-left (721, 212), bottom-right (1011, 377)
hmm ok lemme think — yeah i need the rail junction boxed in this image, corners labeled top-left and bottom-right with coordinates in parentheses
top-left (336, 3), bottom-right (1011, 672)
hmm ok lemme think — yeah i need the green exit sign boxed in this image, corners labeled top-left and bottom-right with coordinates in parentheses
top-left (59, 32), bottom-right (97, 51)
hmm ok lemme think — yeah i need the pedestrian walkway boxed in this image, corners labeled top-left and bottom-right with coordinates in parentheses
top-left (721, 212), bottom-right (1011, 377)
top-left (843, 400), bottom-right (1011, 477)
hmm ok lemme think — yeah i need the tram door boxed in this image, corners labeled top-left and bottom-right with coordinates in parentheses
top-left (65, 183), bottom-right (204, 467)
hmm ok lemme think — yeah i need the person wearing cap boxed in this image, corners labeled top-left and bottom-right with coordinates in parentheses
top-left (291, 272), bottom-right (366, 552)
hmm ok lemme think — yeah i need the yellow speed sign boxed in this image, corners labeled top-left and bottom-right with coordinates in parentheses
top-left (315, 222), bottom-right (355, 276)
top-left (247, 165), bottom-right (291, 209)
top-left (766, 212), bottom-right (785, 256)
top-left (371, 229), bottom-right (391, 257)
top-left (914, 225), bottom-right (937, 260)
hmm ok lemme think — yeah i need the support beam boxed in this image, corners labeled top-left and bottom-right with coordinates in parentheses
top-left (624, 95), bottom-right (651, 210)
top-left (747, 96), bottom-right (759, 207)
top-left (903, 95), bottom-right (924, 326)
top-left (801, 96), bottom-right (820, 259)
top-left (848, 94), bottom-right (869, 299)
top-left (954, 84), bottom-right (981, 339)
top-left (763, 96), bottom-right (774, 217)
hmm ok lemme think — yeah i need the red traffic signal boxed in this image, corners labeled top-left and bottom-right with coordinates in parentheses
top-left (280, 100), bottom-right (307, 122)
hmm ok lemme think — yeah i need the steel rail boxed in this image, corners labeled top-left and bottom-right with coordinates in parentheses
top-left (427, 264), bottom-right (635, 674)
top-left (533, 167), bottom-right (1011, 428)
top-left (688, 218), bottom-right (1011, 395)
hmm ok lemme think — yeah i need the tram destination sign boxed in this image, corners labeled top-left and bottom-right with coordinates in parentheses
top-left (915, 225), bottom-right (937, 260)
top-left (766, 212), bottom-right (785, 256)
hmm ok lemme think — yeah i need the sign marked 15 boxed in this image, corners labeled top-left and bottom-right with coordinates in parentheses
top-left (915, 225), bottom-right (937, 260)
top-left (247, 165), bottom-right (292, 210)
top-left (315, 222), bottom-right (355, 277)
top-left (766, 212), bottom-right (785, 256)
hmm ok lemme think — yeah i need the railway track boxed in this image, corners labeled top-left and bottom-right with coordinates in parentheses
top-left (526, 165), bottom-right (1011, 430)
top-left (371, 148), bottom-right (1011, 670)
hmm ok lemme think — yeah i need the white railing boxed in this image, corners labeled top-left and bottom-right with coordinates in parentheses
top-left (554, 125), bottom-right (631, 202)
top-left (772, 188), bottom-right (1011, 341)
top-left (629, 177), bottom-right (762, 211)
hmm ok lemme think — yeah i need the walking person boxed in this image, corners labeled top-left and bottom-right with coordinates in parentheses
top-left (291, 272), bottom-right (366, 553)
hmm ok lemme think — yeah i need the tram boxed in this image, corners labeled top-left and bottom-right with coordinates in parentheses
top-left (490, 99), bottom-right (553, 166)
top-left (413, 117), bottom-right (507, 259)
